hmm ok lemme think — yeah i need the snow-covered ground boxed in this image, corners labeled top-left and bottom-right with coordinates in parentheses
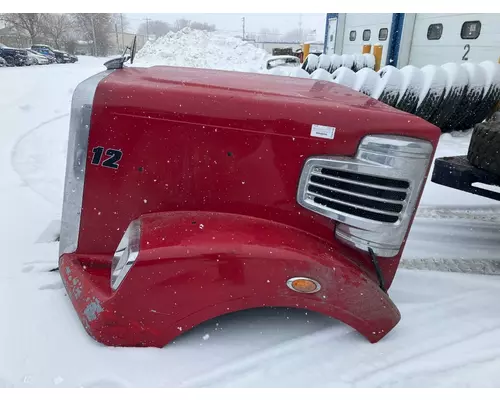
top-left (2, 56), bottom-right (500, 388)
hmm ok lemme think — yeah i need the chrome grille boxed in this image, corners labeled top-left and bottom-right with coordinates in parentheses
top-left (306, 167), bottom-right (409, 223)
top-left (297, 135), bottom-right (434, 257)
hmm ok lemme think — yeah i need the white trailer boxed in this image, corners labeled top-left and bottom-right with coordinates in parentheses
top-left (324, 13), bottom-right (500, 68)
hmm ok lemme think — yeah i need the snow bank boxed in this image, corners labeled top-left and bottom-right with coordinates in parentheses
top-left (134, 28), bottom-right (269, 72)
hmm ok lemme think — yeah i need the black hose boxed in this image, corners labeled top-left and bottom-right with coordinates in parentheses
top-left (368, 247), bottom-right (387, 293)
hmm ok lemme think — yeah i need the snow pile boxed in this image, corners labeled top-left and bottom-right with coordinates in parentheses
top-left (134, 28), bottom-right (269, 72)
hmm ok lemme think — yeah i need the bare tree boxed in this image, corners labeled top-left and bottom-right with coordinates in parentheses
top-left (112, 14), bottom-right (129, 35)
top-left (257, 28), bottom-right (281, 42)
top-left (173, 18), bottom-right (191, 32)
top-left (41, 14), bottom-right (73, 49)
top-left (190, 21), bottom-right (215, 32)
top-left (281, 28), bottom-right (308, 43)
top-left (0, 13), bottom-right (47, 43)
top-left (138, 20), bottom-right (171, 38)
top-left (72, 13), bottom-right (113, 56)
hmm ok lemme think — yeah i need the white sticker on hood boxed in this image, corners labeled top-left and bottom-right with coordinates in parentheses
top-left (311, 124), bottom-right (336, 140)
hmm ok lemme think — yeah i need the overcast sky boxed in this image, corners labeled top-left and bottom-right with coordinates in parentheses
top-left (125, 13), bottom-right (326, 40)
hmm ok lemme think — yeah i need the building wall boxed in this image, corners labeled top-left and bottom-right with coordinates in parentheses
top-left (408, 13), bottom-right (500, 67)
top-left (341, 13), bottom-right (393, 65)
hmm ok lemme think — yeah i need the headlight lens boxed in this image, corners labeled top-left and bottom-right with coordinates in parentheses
top-left (111, 219), bottom-right (141, 290)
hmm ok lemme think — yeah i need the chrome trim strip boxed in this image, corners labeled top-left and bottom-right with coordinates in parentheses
top-left (59, 70), bottom-right (113, 257)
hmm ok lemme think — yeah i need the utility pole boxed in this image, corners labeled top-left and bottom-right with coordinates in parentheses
top-left (242, 17), bottom-right (245, 40)
top-left (298, 13), bottom-right (303, 42)
top-left (120, 13), bottom-right (125, 52)
top-left (115, 23), bottom-right (120, 53)
top-left (145, 18), bottom-right (151, 40)
top-left (91, 16), bottom-right (97, 56)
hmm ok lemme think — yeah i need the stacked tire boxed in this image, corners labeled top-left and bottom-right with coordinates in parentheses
top-left (467, 117), bottom-right (500, 175)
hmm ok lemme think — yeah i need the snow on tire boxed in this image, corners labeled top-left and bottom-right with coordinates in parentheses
top-left (449, 62), bottom-right (486, 131)
top-left (472, 61), bottom-right (500, 126)
top-left (363, 53), bottom-right (375, 70)
top-left (332, 66), bottom-right (356, 88)
top-left (302, 54), bottom-right (319, 74)
top-left (467, 119), bottom-right (500, 176)
top-left (396, 66), bottom-right (424, 114)
top-left (353, 68), bottom-right (380, 96)
top-left (318, 54), bottom-right (332, 72)
top-left (415, 65), bottom-right (447, 122)
top-left (268, 66), bottom-right (292, 76)
top-left (455, 62), bottom-right (486, 131)
top-left (289, 67), bottom-right (310, 79)
top-left (329, 54), bottom-right (342, 73)
top-left (341, 54), bottom-right (354, 71)
top-left (431, 63), bottom-right (468, 131)
top-left (310, 68), bottom-right (333, 81)
top-left (371, 65), bottom-right (402, 107)
top-left (353, 54), bottom-right (365, 72)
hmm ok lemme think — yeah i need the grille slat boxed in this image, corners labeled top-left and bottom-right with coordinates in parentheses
top-left (307, 180), bottom-right (405, 205)
top-left (310, 174), bottom-right (407, 202)
top-left (308, 184), bottom-right (404, 213)
top-left (320, 167), bottom-right (410, 189)
top-left (313, 196), bottom-right (400, 224)
top-left (307, 167), bottom-right (410, 224)
top-left (311, 172), bottom-right (408, 193)
top-left (308, 190), bottom-right (402, 217)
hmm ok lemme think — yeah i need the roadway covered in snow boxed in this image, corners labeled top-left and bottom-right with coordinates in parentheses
top-left (1, 56), bottom-right (500, 388)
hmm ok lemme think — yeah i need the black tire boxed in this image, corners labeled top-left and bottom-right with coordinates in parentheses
top-left (4, 56), bottom-right (14, 66)
top-left (467, 120), bottom-right (500, 175)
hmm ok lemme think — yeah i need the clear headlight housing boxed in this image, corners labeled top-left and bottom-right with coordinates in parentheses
top-left (111, 219), bottom-right (141, 290)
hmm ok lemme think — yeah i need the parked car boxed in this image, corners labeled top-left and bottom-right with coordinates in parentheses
top-left (69, 54), bottom-right (78, 63)
top-left (0, 43), bottom-right (28, 66)
top-left (52, 49), bottom-right (71, 63)
top-left (0, 56), bottom-right (6, 67)
top-left (25, 49), bottom-right (50, 65)
top-left (265, 55), bottom-right (301, 70)
top-left (31, 44), bottom-right (56, 63)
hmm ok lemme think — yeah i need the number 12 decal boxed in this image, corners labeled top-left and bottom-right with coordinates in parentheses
top-left (91, 147), bottom-right (123, 169)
